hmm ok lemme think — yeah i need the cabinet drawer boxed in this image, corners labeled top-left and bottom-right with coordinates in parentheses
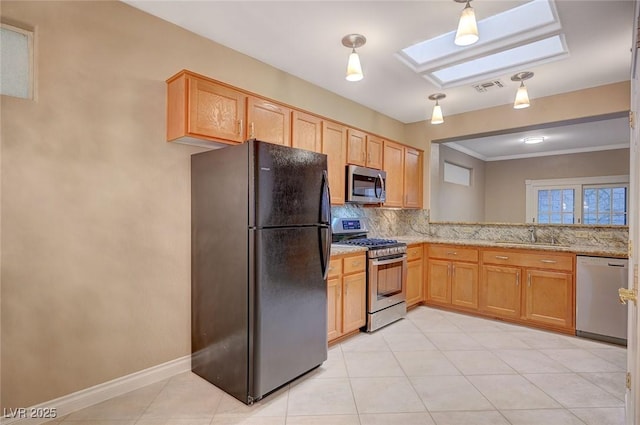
top-left (429, 245), bottom-right (478, 262)
top-left (407, 245), bottom-right (423, 261)
top-left (328, 258), bottom-right (342, 279)
top-left (343, 254), bottom-right (366, 274)
top-left (482, 250), bottom-right (574, 271)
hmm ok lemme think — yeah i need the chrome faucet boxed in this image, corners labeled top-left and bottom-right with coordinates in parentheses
top-left (528, 226), bottom-right (537, 243)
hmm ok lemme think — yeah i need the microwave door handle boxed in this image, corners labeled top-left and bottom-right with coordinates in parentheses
top-left (376, 173), bottom-right (385, 199)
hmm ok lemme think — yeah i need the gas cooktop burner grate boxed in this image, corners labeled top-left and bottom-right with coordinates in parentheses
top-left (340, 238), bottom-right (399, 247)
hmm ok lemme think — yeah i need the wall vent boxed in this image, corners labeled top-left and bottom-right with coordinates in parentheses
top-left (472, 80), bottom-right (505, 93)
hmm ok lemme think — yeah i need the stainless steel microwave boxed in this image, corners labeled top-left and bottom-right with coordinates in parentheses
top-left (346, 165), bottom-right (386, 204)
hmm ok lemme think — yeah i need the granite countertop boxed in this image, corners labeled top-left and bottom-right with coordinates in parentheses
top-left (330, 244), bottom-right (368, 256)
top-left (393, 236), bottom-right (628, 258)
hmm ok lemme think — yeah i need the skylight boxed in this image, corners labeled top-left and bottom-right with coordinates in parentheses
top-left (431, 35), bottom-right (567, 87)
top-left (396, 0), bottom-right (567, 89)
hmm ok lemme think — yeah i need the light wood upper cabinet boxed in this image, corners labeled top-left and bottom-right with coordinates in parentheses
top-left (247, 97), bottom-right (291, 146)
top-left (292, 111), bottom-right (322, 153)
top-left (167, 71), bottom-right (246, 144)
top-left (383, 140), bottom-right (405, 207)
top-left (322, 121), bottom-right (347, 205)
top-left (347, 128), bottom-right (367, 166)
top-left (366, 135), bottom-right (384, 170)
top-left (403, 147), bottom-right (423, 209)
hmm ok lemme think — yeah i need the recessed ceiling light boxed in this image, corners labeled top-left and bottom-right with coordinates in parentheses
top-left (523, 136), bottom-right (545, 144)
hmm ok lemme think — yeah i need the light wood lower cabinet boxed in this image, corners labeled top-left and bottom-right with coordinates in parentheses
top-left (423, 244), bottom-right (575, 334)
top-left (405, 244), bottom-right (424, 307)
top-left (328, 252), bottom-right (366, 342)
top-left (426, 245), bottom-right (479, 311)
top-left (524, 269), bottom-right (573, 329)
top-left (480, 249), bottom-right (575, 333)
top-left (480, 265), bottom-right (521, 319)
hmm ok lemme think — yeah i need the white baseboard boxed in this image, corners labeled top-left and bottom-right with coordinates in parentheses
top-left (1, 355), bottom-right (191, 425)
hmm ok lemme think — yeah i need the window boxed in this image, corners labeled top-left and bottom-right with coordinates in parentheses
top-left (536, 187), bottom-right (576, 224)
top-left (443, 161), bottom-right (471, 186)
top-left (583, 185), bottom-right (628, 225)
top-left (525, 176), bottom-right (629, 225)
top-left (0, 23), bottom-right (34, 99)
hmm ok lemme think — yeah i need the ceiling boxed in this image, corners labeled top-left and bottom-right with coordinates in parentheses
top-left (124, 0), bottom-right (634, 157)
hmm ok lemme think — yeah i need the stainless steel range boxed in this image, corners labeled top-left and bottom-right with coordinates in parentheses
top-left (332, 218), bottom-right (407, 332)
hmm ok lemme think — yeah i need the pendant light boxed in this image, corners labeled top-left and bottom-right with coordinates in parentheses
top-left (342, 34), bottom-right (366, 82)
top-left (511, 71), bottom-right (534, 109)
top-left (428, 93), bottom-right (446, 125)
top-left (454, 0), bottom-right (479, 46)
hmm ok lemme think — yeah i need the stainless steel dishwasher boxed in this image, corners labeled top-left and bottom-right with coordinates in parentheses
top-left (576, 255), bottom-right (628, 345)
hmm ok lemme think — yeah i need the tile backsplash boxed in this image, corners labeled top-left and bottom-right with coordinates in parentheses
top-left (331, 205), bottom-right (628, 251)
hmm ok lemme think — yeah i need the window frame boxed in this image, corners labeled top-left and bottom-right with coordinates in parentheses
top-left (525, 175), bottom-right (629, 225)
top-left (1, 23), bottom-right (35, 99)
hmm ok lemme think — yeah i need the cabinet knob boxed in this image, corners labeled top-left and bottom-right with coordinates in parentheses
top-left (495, 255), bottom-right (509, 260)
top-left (540, 259), bottom-right (557, 264)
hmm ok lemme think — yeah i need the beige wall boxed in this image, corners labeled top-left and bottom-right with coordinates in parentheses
top-left (1, 0), bottom-right (633, 410)
top-left (430, 144), bottom-right (486, 222)
top-left (0, 1), bottom-right (407, 409)
top-left (484, 148), bottom-right (630, 223)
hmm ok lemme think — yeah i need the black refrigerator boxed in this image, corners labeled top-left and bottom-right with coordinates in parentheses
top-left (191, 139), bottom-right (331, 404)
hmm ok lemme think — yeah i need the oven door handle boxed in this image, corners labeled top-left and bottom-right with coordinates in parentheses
top-left (371, 254), bottom-right (406, 266)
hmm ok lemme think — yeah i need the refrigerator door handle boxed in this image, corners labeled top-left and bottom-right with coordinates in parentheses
top-left (320, 170), bottom-right (332, 279)
top-left (321, 226), bottom-right (331, 279)
top-left (320, 170), bottom-right (331, 224)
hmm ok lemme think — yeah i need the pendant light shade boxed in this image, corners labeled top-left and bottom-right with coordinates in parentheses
top-left (346, 49), bottom-right (363, 82)
top-left (511, 72), bottom-right (534, 109)
top-left (342, 34), bottom-right (366, 82)
top-left (428, 93), bottom-right (446, 125)
top-left (454, 0), bottom-right (479, 46)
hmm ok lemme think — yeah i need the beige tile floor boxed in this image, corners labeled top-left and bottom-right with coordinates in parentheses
top-left (48, 306), bottom-right (627, 425)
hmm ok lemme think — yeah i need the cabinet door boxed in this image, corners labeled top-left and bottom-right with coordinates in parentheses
top-left (403, 147), bottom-right (423, 209)
top-left (451, 262), bottom-right (478, 309)
top-left (366, 135), bottom-right (384, 170)
top-left (343, 272), bottom-right (366, 333)
top-left (292, 111), bottom-right (322, 153)
top-left (247, 97), bottom-right (291, 146)
top-left (322, 121), bottom-right (347, 205)
top-left (426, 259), bottom-right (451, 305)
top-left (524, 269), bottom-right (574, 329)
top-left (327, 277), bottom-right (343, 341)
top-left (188, 77), bottom-right (246, 143)
top-left (480, 265), bottom-right (521, 318)
top-left (383, 141), bottom-right (404, 207)
top-left (406, 259), bottom-right (424, 307)
top-left (347, 129), bottom-right (367, 166)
